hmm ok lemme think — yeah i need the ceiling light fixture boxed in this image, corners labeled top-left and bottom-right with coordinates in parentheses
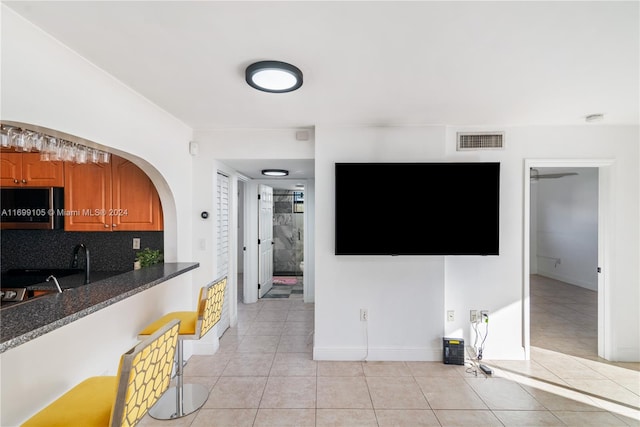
top-left (245, 61), bottom-right (303, 93)
top-left (261, 169), bottom-right (289, 177)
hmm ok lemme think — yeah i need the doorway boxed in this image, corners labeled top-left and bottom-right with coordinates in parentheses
top-left (529, 167), bottom-right (598, 358)
top-left (264, 189), bottom-right (304, 299)
top-left (236, 179), bottom-right (311, 304)
top-left (524, 159), bottom-right (613, 360)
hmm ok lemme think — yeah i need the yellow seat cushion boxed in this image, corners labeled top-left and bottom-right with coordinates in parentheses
top-left (139, 311), bottom-right (198, 336)
top-left (21, 376), bottom-right (117, 427)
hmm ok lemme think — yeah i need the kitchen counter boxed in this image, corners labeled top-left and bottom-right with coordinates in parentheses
top-left (0, 262), bottom-right (198, 353)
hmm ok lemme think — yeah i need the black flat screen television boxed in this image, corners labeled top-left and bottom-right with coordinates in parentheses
top-left (335, 162), bottom-right (500, 256)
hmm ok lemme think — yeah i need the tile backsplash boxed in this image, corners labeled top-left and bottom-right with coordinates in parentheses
top-left (1, 230), bottom-right (163, 273)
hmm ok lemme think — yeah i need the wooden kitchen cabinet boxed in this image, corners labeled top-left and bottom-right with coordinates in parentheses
top-left (64, 155), bottom-right (163, 231)
top-left (64, 161), bottom-right (112, 231)
top-left (0, 152), bottom-right (64, 187)
top-left (111, 156), bottom-right (163, 231)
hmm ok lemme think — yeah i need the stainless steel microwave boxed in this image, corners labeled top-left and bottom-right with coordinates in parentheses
top-left (0, 187), bottom-right (64, 229)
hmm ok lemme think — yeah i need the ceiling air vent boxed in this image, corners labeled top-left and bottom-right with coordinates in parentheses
top-left (457, 132), bottom-right (505, 151)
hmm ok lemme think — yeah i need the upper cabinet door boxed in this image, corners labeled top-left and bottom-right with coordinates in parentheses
top-left (64, 161), bottom-right (113, 231)
top-left (22, 153), bottom-right (64, 187)
top-left (111, 156), bottom-right (163, 231)
top-left (0, 152), bottom-right (22, 186)
top-left (0, 152), bottom-right (63, 187)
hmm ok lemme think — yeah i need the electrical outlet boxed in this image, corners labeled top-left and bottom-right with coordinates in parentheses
top-left (132, 238), bottom-right (141, 250)
top-left (480, 310), bottom-right (489, 322)
top-left (447, 310), bottom-right (455, 322)
top-left (470, 310), bottom-right (478, 323)
top-left (360, 308), bottom-right (368, 322)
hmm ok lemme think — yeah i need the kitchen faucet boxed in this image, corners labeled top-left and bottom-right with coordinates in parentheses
top-left (46, 275), bottom-right (63, 293)
top-left (71, 244), bottom-right (91, 285)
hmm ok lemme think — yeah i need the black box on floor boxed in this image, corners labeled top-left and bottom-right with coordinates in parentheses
top-left (443, 337), bottom-right (465, 365)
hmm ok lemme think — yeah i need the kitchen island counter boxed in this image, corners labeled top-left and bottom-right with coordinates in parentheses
top-left (0, 262), bottom-right (198, 353)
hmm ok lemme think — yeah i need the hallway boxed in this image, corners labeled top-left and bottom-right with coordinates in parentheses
top-left (138, 296), bottom-right (639, 426)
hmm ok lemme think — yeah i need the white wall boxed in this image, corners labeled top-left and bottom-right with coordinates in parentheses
top-left (314, 126), bottom-right (449, 360)
top-left (1, 8), bottom-right (200, 425)
top-left (1, 16), bottom-right (639, 427)
top-left (314, 124), bottom-right (639, 362)
top-left (1, 6), bottom-right (194, 263)
top-left (455, 127), bottom-right (638, 362)
top-left (533, 168), bottom-right (599, 290)
top-left (189, 123), bottom-right (639, 363)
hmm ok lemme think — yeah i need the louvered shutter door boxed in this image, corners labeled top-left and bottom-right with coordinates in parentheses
top-left (216, 172), bottom-right (230, 336)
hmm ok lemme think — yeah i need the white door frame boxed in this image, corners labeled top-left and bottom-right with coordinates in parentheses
top-left (523, 158), bottom-right (614, 360)
top-left (239, 178), bottom-right (315, 304)
top-left (241, 180), bottom-right (258, 304)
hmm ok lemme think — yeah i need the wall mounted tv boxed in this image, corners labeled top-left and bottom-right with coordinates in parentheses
top-left (335, 162), bottom-right (500, 256)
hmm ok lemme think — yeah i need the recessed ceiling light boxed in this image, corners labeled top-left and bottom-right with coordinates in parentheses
top-left (261, 169), bottom-right (289, 177)
top-left (585, 113), bottom-right (604, 123)
top-left (246, 61), bottom-right (303, 93)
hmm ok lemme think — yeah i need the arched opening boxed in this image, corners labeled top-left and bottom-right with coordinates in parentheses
top-left (1, 121), bottom-right (177, 279)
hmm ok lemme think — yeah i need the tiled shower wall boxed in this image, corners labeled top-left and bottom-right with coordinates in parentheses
top-left (1, 229), bottom-right (163, 273)
top-left (273, 191), bottom-right (303, 275)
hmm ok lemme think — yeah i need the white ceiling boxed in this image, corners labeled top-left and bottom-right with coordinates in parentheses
top-left (221, 158), bottom-right (315, 184)
top-left (4, 1), bottom-right (639, 180)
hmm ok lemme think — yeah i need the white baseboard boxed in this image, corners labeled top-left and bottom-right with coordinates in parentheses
top-left (611, 347), bottom-right (640, 362)
top-left (313, 346), bottom-right (441, 361)
top-left (190, 334), bottom-right (220, 356)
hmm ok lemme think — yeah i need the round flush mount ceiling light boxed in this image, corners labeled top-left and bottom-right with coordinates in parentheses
top-left (261, 169), bottom-right (289, 177)
top-left (246, 61), bottom-right (303, 93)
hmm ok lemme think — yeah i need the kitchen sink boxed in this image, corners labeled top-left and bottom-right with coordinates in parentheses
top-left (1, 287), bottom-right (60, 308)
top-left (29, 289), bottom-right (60, 298)
top-left (1, 268), bottom-right (84, 287)
top-left (4, 268), bottom-right (83, 277)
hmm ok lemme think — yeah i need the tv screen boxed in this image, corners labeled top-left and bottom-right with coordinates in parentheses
top-left (335, 162), bottom-right (500, 255)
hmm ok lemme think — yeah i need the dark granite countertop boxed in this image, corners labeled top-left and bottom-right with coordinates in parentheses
top-left (0, 262), bottom-right (199, 353)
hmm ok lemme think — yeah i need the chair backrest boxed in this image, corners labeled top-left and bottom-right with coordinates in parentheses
top-left (196, 276), bottom-right (227, 339)
top-left (110, 319), bottom-right (180, 427)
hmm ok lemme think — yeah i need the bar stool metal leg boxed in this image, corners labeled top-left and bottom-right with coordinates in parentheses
top-left (148, 340), bottom-right (210, 419)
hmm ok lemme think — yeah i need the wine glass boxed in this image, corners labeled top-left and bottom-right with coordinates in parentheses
top-left (0, 126), bottom-right (10, 148)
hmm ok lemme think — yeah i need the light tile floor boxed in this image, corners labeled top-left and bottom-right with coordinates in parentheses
top-left (140, 275), bottom-right (639, 426)
top-left (530, 274), bottom-right (598, 359)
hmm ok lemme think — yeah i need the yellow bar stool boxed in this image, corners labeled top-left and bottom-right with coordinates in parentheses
top-left (21, 319), bottom-right (181, 427)
top-left (137, 276), bottom-right (226, 419)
